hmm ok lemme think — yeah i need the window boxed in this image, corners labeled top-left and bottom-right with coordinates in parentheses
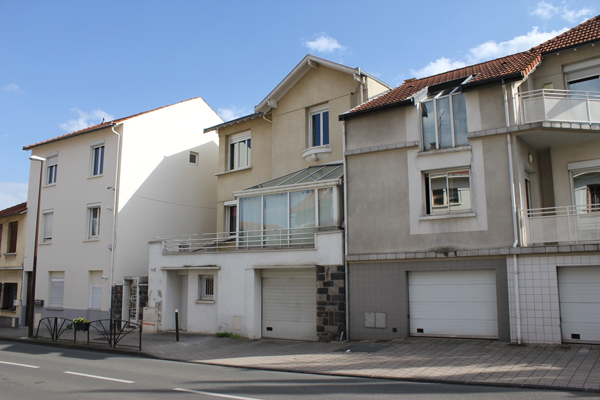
top-left (50, 275), bottom-right (64, 307)
top-left (568, 76), bottom-right (600, 92)
top-left (46, 155), bottom-right (58, 185)
top-left (189, 151), bottom-right (198, 165)
top-left (421, 89), bottom-right (468, 151)
top-left (42, 210), bottom-right (53, 243)
top-left (225, 205), bottom-right (237, 236)
top-left (573, 170), bottom-right (600, 212)
top-left (309, 106), bottom-right (329, 147)
top-left (90, 284), bottom-right (102, 309)
top-left (0, 283), bottom-right (18, 311)
top-left (87, 205), bottom-right (101, 239)
top-left (6, 221), bottom-right (18, 254)
top-left (90, 143), bottom-right (105, 176)
top-left (198, 275), bottom-right (214, 301)
top-left (228, 132), bottom-right (251, 170)
top-left (525, 178), bottom-right (533, 210)
top-left (424, 170), bottom-right (471, 215)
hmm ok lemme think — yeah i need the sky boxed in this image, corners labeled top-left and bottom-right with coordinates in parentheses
top-left (0, 0), bottom-right (597, 210)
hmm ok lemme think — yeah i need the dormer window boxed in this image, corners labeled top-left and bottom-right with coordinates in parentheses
top-left (421, 88), bottom-right (468, 151)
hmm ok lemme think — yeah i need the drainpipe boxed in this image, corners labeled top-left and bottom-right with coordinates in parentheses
top-left (504, 81), bottom-right (522, 344)
top-left (342, 120), bottom-right (349, 341)
top-left (109, 122), bottom-right (123, 323)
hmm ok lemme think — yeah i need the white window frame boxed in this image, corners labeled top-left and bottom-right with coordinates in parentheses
top-left (189, 151), bottom-right (198, 165)
top-left (198, 275), bottom-right (215, 301)
top-left (224, 200), bottom-right (238, 236)
top-left (42, 210), bottom-right (54, 243)
top-left (425, 169), bottom-right (472, 215)
top-left (421, 89), bottom-right (467, 151)
top-left (90, 141), bottom-right (105, 177)
top-left (87, 204), bottom-right (101, 239)
top-left (46, 154), bottom-right (58, 185)
top-left (50, 277), bottom-right (64, 307)
top-left (228, 131), bottom-right (251, 171)
top-left (308, 105), bottom-right (330, 148)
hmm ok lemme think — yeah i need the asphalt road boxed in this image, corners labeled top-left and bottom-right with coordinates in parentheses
top-left (0, 341), bottom-right (597, 400)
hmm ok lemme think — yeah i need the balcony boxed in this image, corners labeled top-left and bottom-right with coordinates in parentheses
top-left (517, 89), bottom-right (600, 125)
top-left (519, 205), bottom-right (600, 246)
top-left (160, 226), bottom-right (339, 254)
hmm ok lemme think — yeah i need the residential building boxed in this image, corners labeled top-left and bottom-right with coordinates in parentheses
top-left (23, 97), bottom-right (222, 325)
top-left (340, 16), bottom-right (600, 344)
top-left (147, 55), bottom-right (392, 341)
top-left (0, 202), bottom-right (27, 327)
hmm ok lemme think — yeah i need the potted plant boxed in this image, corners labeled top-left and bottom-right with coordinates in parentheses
top-left (72, 317), bottom-right (91, 332)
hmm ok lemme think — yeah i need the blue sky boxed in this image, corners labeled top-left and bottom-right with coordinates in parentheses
top-left (0, 0), bottom-right (597, 209)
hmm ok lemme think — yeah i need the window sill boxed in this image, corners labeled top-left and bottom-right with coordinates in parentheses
top-left (215, 166), bottom-right (252, 176)
top-left (44, 183), bottom-right (57, 188)
top-left (46, 306), bottom-right (63, 311)
top-left (418, 145), bottom-right (471, 156)
top-left (40, 241), bottom-right (52, 245)
top-left (3, 253), bottom-right (17, 257)
top-left (88, 308), bottom-right (101, 311)
top-left (84, 238), bottom-right (100, 242)
top-left (88, 174), bottom-right (104, 179)
top-left (195, 300), bottom-right (215, 304)
top-left (302, 144), bottom-right (332, 162)
top-left (419, 212), bottom-right (476, 221)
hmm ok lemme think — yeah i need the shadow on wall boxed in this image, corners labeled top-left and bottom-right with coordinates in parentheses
top-left (113, 141), bottom-right (219, 280)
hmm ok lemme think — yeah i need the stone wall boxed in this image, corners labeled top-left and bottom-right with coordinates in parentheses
top-left (112, 284), bottom-right (123, 321)
top-left (316, 265), bottom-right (346, 341)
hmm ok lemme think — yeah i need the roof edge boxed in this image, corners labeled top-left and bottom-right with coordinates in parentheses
top-left (340, 99), bottom-right (414, 121)
top-left (204, 112), bottom-right (263, 133)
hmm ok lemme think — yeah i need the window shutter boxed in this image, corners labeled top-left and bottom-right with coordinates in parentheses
top-left (8, 222), bottom-right (18, 253)
top-left (43, 213), bottom-right (53, 240)
top-left (50, 278), bottom-right (64, 305)
top-left (91, 285), bottom-right (102, 309)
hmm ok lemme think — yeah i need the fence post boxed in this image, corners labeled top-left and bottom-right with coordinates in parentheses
top-left (175, 309), bottom-right (179, 342)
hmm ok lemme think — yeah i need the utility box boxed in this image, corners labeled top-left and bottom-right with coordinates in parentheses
top-left (142, 307), bottom-right (157, 333)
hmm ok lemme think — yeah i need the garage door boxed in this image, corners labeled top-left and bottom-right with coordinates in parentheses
top-left (409, 269), bottom-right (498, 339)
top-left (262, 268), bottom-right (317, 341)
top-left (558, 266), bottom-right (600, 343)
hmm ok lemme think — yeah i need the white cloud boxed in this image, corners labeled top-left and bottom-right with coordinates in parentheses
top-left (217, 106), bottom-right (253, 122)
top-left (304, 35), bottom-right (346, 53)
top-left (0, 182), bottom-right (28, 211)
top-left (3, 83), bottom-right (23, 94)
top-left (408, 26), bottom-right (567, 79)
top-left (531, 1), bottom-right (594, 23)
top-left (59, 108), bottom-right (114, 132)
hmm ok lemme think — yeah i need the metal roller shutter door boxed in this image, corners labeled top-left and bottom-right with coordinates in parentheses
top-left (409, 269), bottom-right (498, 339)
top-left (262, 268), bottom-right (317, 341)
top-left (558, 266), bottom-right (600, 343)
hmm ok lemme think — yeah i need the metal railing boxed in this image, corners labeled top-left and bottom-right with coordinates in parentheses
top-left (35, 317), bottom-right (142, 350)
top-left (160, 226), bottom-right (339, 254)
top-left (519, 204), bottom-right (600, 246)
top-left (516, 89), bottom-right (600, 125)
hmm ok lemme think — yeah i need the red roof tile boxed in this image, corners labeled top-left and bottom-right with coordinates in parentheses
top-left (344, 15), bottom-right (600, 117)
top-left (23, 97), bottom-right (202, 150)
top-left (0, 202), bottom-right (27, 218)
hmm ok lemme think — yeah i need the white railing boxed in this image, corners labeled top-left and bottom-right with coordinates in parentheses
top-left (519, 204), bottom-right (600, 246)
top-left (159, 226), bottom-right (339, 253)
top-left (517, 89), bottom-right (600, 125)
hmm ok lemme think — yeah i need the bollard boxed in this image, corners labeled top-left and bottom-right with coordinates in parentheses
top-left (175, 309), bottom-right (179, 342)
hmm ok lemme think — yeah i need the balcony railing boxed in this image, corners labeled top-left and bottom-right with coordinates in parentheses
top-left (160, 226), bottom-right (339, 254)
top-left (517, 89), bottom-right (600, 125)
top-left (519, 204), bottom-right (600, 246)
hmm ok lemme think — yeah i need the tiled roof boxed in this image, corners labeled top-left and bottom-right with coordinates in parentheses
top-left (24, 97), bottom-right (202, 150)
top-left (0, 202), bottom-right (27, 218)
top-left (343, 15), bottom-right (600, 117)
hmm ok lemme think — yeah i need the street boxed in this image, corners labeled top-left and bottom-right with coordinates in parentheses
top-left (0, 341), bottom-right (598, 399)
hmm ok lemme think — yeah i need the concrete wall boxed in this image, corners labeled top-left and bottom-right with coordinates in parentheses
top-left (0, 210), bottom-right (26, 268)
top-left (530, 44), bottom-right (599, 90)
top-left (349, 258), bottom-right (510, 341)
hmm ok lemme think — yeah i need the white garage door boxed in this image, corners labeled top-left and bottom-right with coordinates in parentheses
top-left (558, 266), bottom-right (600, 343)
top-left (409, 269), bottom-right (498, 339)
top-left (262, 268), bottom-right (317, 341)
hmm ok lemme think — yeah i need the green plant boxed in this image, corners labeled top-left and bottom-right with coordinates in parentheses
top-left (215, 332), bottom-right (243, 338)
top-left (73, 317), bottom-right (90, 324)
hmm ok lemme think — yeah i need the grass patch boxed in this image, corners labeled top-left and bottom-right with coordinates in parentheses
top-left (215, 332), bottom-right (244, 339)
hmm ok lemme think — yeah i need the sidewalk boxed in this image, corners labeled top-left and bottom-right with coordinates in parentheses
top-left (1, 326), bottom-right (599, 392)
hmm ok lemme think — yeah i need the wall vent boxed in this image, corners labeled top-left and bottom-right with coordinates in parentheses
top-left (571, 333), bottom-right (581, 340)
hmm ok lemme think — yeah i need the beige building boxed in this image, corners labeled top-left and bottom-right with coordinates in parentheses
top-left (0, 202), bottom-right (27, 327)
top-left (341, 16), bottom-right (600, 344)
top-left (23, 97), bottom-right (222, 326)
top-left (148, 55), bottom-right (391, 341)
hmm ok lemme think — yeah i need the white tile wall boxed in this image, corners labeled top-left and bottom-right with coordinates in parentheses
top-left (507, 253), bottom-right (600, 344)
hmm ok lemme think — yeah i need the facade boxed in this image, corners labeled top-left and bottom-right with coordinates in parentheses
top-left (147, 55), bottom-right (392, 341)
top-left (0, 202), bottom-right (27, 327)
top-left (340, 16), bottom-right (600, 344)
top-left (23, 97), bottom-right (223, 326)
